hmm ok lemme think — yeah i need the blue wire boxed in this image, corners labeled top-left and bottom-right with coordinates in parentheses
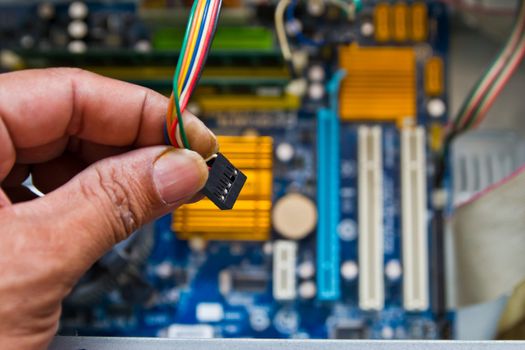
top-left (163, 123), bottom-right (171, 145)
top-left (181, 0), bottom-right (212, 94)
top-left (189, 0), bottom-right (222, 98)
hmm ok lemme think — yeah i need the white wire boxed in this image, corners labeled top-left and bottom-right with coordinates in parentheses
top-left (180, 0), bottom-right (217, 107)
top-left (455, 0), bottom-right (525, 127)
top-left (275, 0), bottom-right (293, 62)
top-left (476, 31), bottom-right (525, 118)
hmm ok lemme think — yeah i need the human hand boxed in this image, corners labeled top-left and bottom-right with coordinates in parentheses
top-left (0, 68), bottom-right (218, 350)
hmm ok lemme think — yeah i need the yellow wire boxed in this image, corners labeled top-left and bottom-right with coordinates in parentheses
top-left (178, 0), bottom-right (207, 93)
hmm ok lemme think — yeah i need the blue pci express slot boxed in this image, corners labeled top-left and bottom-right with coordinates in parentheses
top-left (316, 71), bottom-right (345, 301)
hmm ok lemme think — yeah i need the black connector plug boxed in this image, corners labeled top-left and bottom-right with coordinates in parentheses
top-left (201, 152), bottom-right (247, 210)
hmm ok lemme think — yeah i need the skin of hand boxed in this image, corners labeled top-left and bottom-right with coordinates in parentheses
top-left (0, 68), bottom-right (218, 350)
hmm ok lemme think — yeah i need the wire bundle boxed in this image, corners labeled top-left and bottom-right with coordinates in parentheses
top-left (447, 0), bottom-right (525, 140)
top-left (166, 0), bottom-right (223, 149)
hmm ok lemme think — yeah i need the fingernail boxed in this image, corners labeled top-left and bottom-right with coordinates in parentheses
top-left (208, 128), bottom-right (220, 154)
top-left (153, 149), bottom-right (208, 205)
top-left (185, 117), bottom-right (219, 159)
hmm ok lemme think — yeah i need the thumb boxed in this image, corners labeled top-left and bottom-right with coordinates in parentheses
top-left (16, 146), bottom-right (208, 275)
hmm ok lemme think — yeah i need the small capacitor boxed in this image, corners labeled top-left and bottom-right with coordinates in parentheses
top-left (427, 98), bottom-right (446, 118)
top-left (385, 259), bottom-right (402, 281)
top-left (308, 65), bottom-right (325, 82)
top-left (69, 2), bottom-right (89, 20)
top-left (341, 260), bottom-right (358, 281)
top-left (68, 20), bottom-right (88, 39)
top-left (37, 2), bottom-right (56, 20)
top-left (67, 40), bottom-right (87, 54)
top-left (361, 21), bottom-right (374, 37)
top-left (297, 261), bottom-right (315, 280)
top-left (308, 82), bottom-right (325, 100)
top-left (276, 142), bottom-right (295, 163)
top-left (298, 281), bottom-right (317, 299)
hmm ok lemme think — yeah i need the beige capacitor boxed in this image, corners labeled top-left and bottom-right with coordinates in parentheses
top-left (272, 193), bottom-right (317, 240)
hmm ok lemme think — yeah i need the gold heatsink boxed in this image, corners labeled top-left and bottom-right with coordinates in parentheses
top-left (172, 135), bottom-right (273, 241)
top-left (339, 44), bottom-right (416, 127)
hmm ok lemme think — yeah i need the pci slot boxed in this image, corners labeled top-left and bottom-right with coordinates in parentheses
top-left (273, 240), bottom-right (297, 300)
top-left (401, 127), bottom-right (429, 311)
top-left (358, 126), bottom-right (384, 310)
top-left (316, 108), bottom-right (341, 301)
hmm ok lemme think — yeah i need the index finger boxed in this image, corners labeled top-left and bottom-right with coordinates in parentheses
top-left (0, 68), bottom-right (166, 179)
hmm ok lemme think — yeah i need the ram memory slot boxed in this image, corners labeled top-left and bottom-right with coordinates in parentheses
top-left (316, 108), bottom-right (341, 301)
top-left (358, 126), bottom-right (384, 310)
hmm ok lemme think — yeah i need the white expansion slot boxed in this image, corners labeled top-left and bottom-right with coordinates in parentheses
top-left (273, 240), bottom-right (297, 300)
top-left (358, 126), bottom-right (384, 311)
top-left (401, 127), bottom-right (429, 311)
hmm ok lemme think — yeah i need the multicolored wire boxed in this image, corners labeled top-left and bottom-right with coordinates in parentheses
top-left (446, 0), bottom-right (525, 141)
top-left (166, 0), bottom-right (223, 149)
top-left (435, 0), bottom-right (525, 187)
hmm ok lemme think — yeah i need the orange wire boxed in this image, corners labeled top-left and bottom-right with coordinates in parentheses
top-left (166, 93), bottom-right (178, 146)
top-left (177, 0), bottom-right (206, 92)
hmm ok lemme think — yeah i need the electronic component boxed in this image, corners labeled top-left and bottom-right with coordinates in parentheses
top-left (162, 324), bottom-right (215, 339)
top-left (425, 57), bottom-right (445, 97)
top-left (340, 260), bottom-right (359, 281)
top-left (273, 240), bottom-right (298, 300)
top-left (195, 94), bottom-right (300, 113)
top-left (201, 153), bottom-right (247, 210)
top-left (196, 303), bottom-right (224, 323)
top-left (385, 259), bottom-right (402, 282)
top-left (298, 281), bottom-right (316, 299)
top-left (331, 321), bottom-right (366, 339)
top-left (44, 0), bottom-right (453, 340)
top-left (339, 45), bottom-right (416, 127)
top-left (219, 268), bottom-right (270, 294)
top-left (373, 2), bottom-right (428, 43)
top-left (393, 2), bottom-right (409, 42)
top-left (69, 1), bottom-right (89, 20)
top-left (427, 99), bottom-right (447, 118)
top-left (297, 261), bottom-right (315, 280)
top-left (173, 135), bottom-right (272, 240)
top-left (401, 127), bottom-right (429, 311)
top-left (358, 126), bottom-right (384, 311)
top-left (275, 142), bottom-right (295, 163)
top-left (411, 2), bottom-right (428, 42)
top-left (153, 26), bottom-right (275, 51)
top-left (317, 101), bottom-right (341, 301)
top-left (373, 3), bottom-right (391, 42)
top-left (272, 193), bottom-right (317, 240)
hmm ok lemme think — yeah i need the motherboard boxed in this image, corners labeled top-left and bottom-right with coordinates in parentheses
top-left (0, 0), bottom-right (452, 340)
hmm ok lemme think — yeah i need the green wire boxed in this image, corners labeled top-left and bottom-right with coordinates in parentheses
top-left (174, 89), bottom-right (191, 149)
top-left (463, 8), bottom-right (525, 130)
top-left (465, 40), bottom-right (523, 130)
top-left (453, 48), bottom-right (501, 129)
top-left (453, 0), bottom-right (524, 132)
top-left (172, 0), bottom-right (200, 149)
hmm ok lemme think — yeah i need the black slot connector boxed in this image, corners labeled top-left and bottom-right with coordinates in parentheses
top-left (201, 153), bottom-right (247, 210)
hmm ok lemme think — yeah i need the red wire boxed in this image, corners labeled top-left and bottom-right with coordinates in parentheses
top-left (180, 0), bottom-right (220, 111)
top-left (472, 42), bottom-right (525, 128)
top-left (459, 8), bottom-right (525, 129)
top-left (166, 94), bottom-right (181, 148)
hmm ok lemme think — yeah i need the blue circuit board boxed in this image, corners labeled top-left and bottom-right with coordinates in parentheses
top-left (56, 0), bottom-right (452, 340)
top-left (60, 120), bottom-right (443, 339)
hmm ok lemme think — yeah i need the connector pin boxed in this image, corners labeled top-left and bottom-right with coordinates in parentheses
top-left (201, 153), bottom-right (247, 210)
